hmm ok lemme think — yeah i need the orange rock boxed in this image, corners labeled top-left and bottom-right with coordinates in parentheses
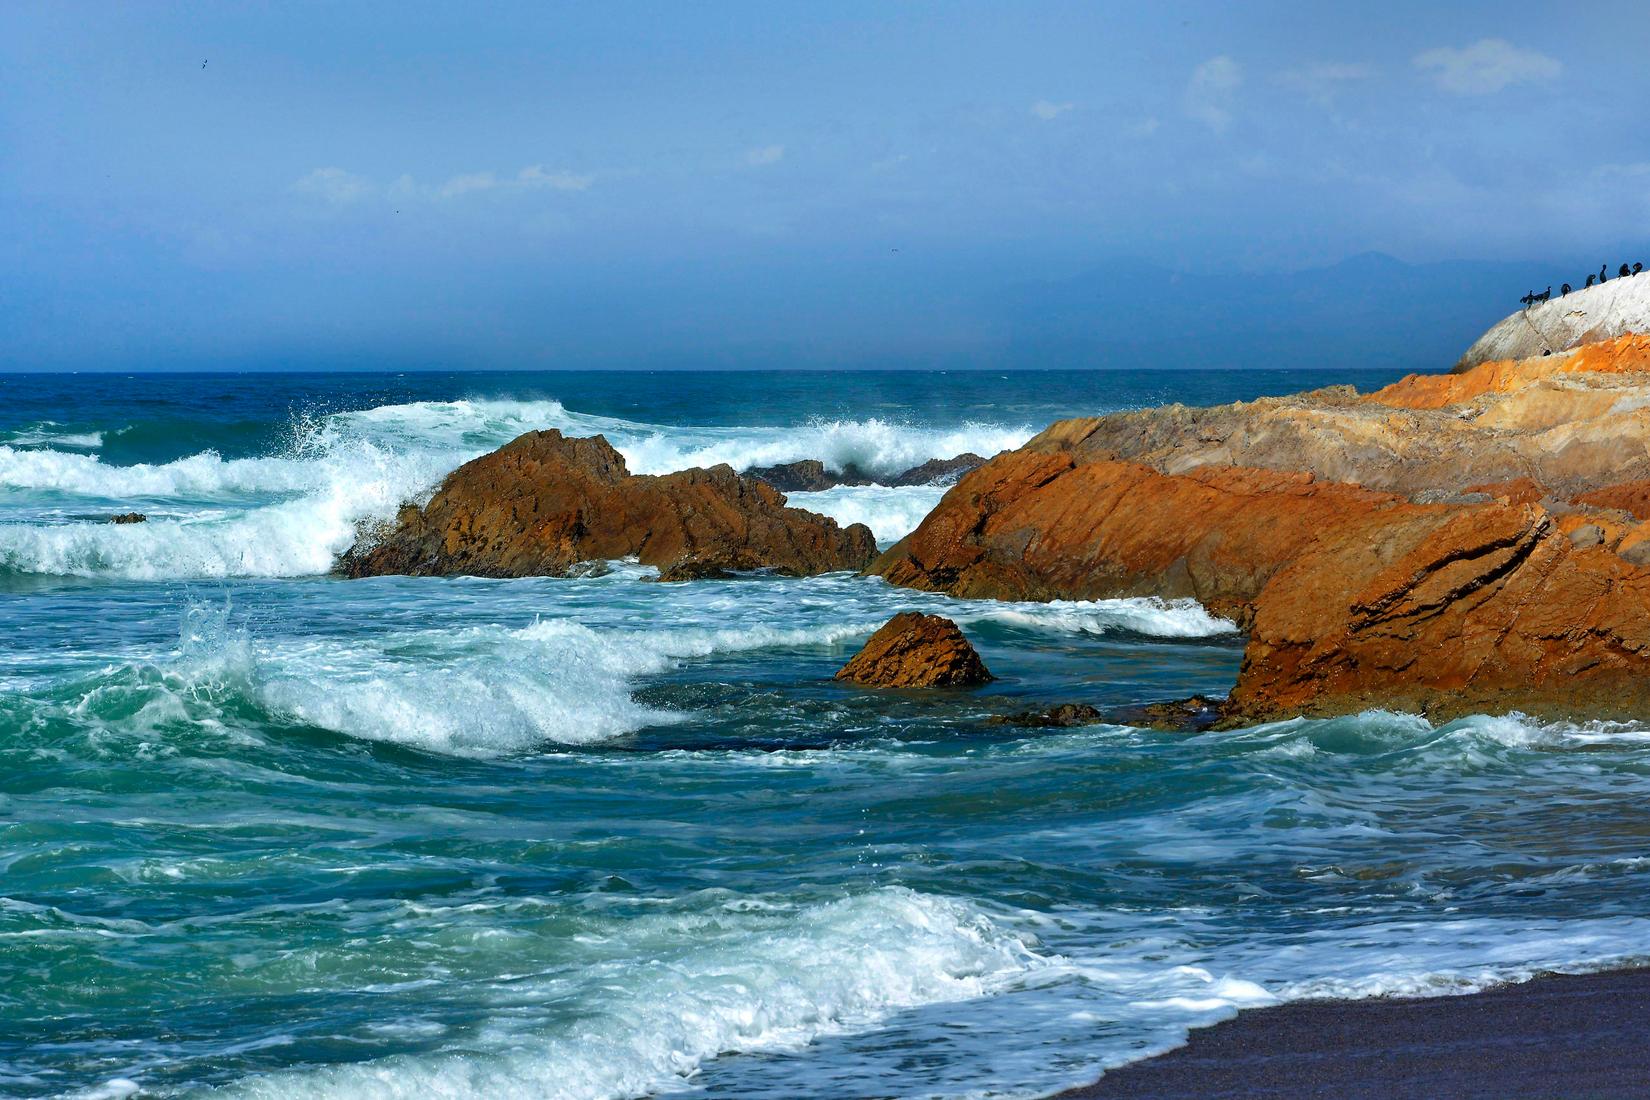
top-left (1369, 333), bottom-right (1650, 410)
top-left (1231, 501), bottom-right (1650, 722)
top-left (1576, 479), bottom-right (1650, 521)
top-left (338, 430), bottom-right (876, 580)
top-left (873, 454), bottom-right (1400, 623)
top-left (835, 612), bottom-right (993, 688)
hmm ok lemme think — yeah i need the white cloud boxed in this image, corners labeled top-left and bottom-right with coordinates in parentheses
top-left (295, 165), bottom-right (596, 204)
top-left (746, 144), bottom-right (785, 166)
top-left (1413, 38), bottom-right (1560, 95)
top-left (1279, 61), bottom-right (1374, 104)
top-left (1030, 99), bottom-right (1075, 121)
top-left (437, 171), bottom-right (500, 199)
top-left (517, 165), bottom-right (594, 191)
top-left (1184, 55), bottom-right (1242, 132)
top-left (292, 167), bottom-right (373, 204)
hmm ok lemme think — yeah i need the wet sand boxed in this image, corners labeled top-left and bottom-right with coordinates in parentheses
top-left (1055, 968), bottom-right (1650, 1099)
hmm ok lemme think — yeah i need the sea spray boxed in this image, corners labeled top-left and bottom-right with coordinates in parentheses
top-left (0, 398), bottom-right (1032, 578)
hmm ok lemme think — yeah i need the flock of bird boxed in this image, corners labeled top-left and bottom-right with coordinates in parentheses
top-left (1522, 262), bottom-right (1644, 307)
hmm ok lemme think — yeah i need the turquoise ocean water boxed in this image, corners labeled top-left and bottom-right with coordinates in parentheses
top-left (8, 368), bottom-right (1650, 1099)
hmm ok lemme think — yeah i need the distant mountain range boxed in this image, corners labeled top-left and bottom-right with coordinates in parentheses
top-left (986, 252), bottom-right (1591, 372)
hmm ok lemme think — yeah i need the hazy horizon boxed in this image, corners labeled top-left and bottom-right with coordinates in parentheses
top-left (5, 1), bottom-right (1648, 371)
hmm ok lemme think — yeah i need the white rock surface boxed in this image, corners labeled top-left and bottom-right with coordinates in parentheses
top-left (1457, 272), bottom-right (1650, 371)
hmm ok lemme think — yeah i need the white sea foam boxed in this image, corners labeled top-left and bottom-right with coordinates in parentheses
top-left (0, 398), bottom-right (1025, 578)
top-left (0, 443), bottom-right (453, 579)
top-left (148, 613), bottom-right (879, 756)
top-left (1, 421), bottom-right (106, 450)
top-left (0, 445), bottom-right (318, 498)
top-left (325, 398), bottom-right (1029, 481)
top-left (217, 887), bottom-right (1049, 1100)
top-left (786, 484), bottom-right (947, 545)
top-left (963, 596), bottom-right (1238, 638)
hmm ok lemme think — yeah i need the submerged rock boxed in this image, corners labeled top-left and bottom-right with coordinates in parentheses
top-left (889, 453), bottom-right (986, 487)
top-left (1111, 696), bottom-right (1226, 732)
top-left (994, 696), bottom-right (1225, 732)
top-left (991, 703), bottom-right (1105, 728)
top-left (744, 453), bottom-right (988, 492)
top-left (337, 430), bottom-right (876, 580)
top-left (835, 612), bottom-right (993, 688)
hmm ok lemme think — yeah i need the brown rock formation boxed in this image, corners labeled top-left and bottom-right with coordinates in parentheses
top-left (337, 430), bottom-right (876, 580)
top-left (873, 337), bottom-right (1650, 722)
top-left (873, 454), bottom-right (1399, 622)
top-left (1230, 501), bottom-right (1650, 723)
top-left (834, 612), bottom-right (993, 688)
top-left (1008, 334), bottom-right (1650, 501)
top-left (108, 512), bottom-right (147, 524)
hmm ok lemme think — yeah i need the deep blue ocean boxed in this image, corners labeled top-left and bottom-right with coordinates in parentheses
top-left (9, 368), bottom-right (1650, 1099)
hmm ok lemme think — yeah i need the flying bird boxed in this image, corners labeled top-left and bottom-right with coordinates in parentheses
top-left (202, 59), bottom-right (208, 69)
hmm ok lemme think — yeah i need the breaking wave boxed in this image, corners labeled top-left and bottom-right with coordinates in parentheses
top-left (0, 399), bottom-right (1028, 579)
top-left (216, 887), bottom-right (1049, 1100)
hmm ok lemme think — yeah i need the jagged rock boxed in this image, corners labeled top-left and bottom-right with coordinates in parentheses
top-left (108, 513), bottom-right (147, 524)
top-left (337, 430), bottom-right (877, 580)
top-left (834, 612), bottom-right (993, 688)
top-left (744, 459), bottom-right (871, 492)
top-left (1229, 501), bottom-right (1650, 723)
top-left (889, 454), bottom-right (986, 487)
top-left (873, 337), bottom-right (1650, 722)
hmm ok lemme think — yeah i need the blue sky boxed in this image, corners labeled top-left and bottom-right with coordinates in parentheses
top-left (3, 1), bottom-right (1648, 370)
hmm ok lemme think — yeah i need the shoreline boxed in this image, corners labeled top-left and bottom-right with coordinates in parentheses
top-left (1052, 966), bottom-right (1650, 1099)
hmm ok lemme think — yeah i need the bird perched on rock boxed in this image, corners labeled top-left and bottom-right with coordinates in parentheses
top-left (1562, 283), bottom-right (1572, 296)
top-left (1621, 264), bottom-right (1632, 279)
top-left (1600, 263), bottom-right (1610, 283)
top-left (1587, 273), bottom-right (1598, 288)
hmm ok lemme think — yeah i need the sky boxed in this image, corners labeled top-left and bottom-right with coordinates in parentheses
top-left (3, 1), bottom-right (1649, 371)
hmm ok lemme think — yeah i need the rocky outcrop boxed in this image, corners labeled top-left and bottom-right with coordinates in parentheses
top-left (1007, 334), bottom-right (1650, 502)
top-left (834, 612), bottom-right (993, 688)
top-left (872, 455), bottom-right (1399, 622)
top-left (745, 454), bottom-right (989, 493)
top-left (745, 460), bottom-right (869, 492)
top-left (873, 335), bottom-right (1650, 722)
top-left (338, 430), bottom-right (877, 580)
top-left (108, 512), bottom-right (147, 524)
top-left (1230, 500), bottom-right (1650, 723)
top-left (889, 454), bottom-right (985, 487)
top-left (1455, 273), bottom-right (1650, 371)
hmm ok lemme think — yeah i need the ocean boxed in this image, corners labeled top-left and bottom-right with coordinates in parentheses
top-left (8, 367), bottom-right (1650, 1099)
